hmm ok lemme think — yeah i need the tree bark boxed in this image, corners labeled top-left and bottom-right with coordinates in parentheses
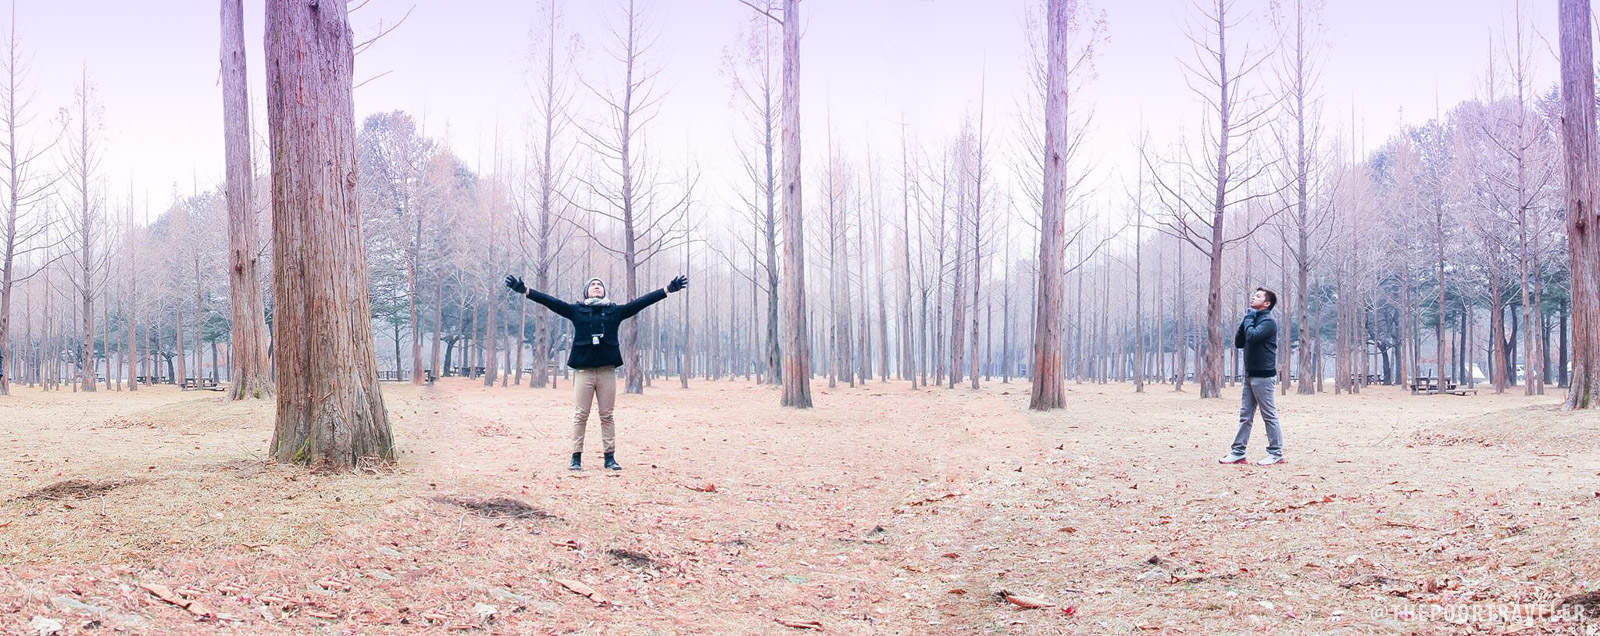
top-left (970, 106), bottom-right (986, 390)
top-left (71, 70), bottom-right (96, 393)
top-left (265, 0), bottom-right (394, 467)
top-left (1491, 257), bottom-right (1509, 393)
top-left (949, 147), bottom-right (967, 389)
top-left (222, 0), bottom-right (271, 399)
top-left (1560, 0), bottom-right (1600, 409)
top-left (777, 0), bottom-right (812, 407)
top-left (1029, 0), bottom-right (1071, 410)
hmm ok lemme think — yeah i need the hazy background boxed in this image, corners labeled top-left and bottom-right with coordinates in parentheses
top-left (14, 0), bottom-right (1560, 223)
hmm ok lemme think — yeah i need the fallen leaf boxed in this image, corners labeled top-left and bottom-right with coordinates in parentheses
top-left (906, 492), bottom-right (963, 506)
top-left (941, 552), bottom-right (960, 559)
top-left (316, 579), bottom-right (350, 592)
top-left (555, 578), bottom-right (609, 605)
top-left (551, 539), bottom-right (581, 550)
top-left (140, 582), bottom-right (213, 617)
top-left (1272, 495), bottom-right (1335, 513)
top-left (684, 482), bottom-right (717, 493)
top-left (775, 618), bottom-right (824, 630)
top-left (1061, 606), bottom-right (1078, 617)
top-left (998, 590), bottom-right (1051, 609)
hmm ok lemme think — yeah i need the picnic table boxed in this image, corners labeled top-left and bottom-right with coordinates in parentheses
top-left (181, 377), bottom-right (220, 390)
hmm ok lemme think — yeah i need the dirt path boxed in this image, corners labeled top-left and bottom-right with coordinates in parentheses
top-left (2, 378), bottom-right (1596, 633)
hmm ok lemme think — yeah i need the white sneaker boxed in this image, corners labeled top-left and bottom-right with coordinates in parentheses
top-left (1255, 455), bottom-right (1285, 466)
top-left (1218, 453), bottom-right (1248, 465)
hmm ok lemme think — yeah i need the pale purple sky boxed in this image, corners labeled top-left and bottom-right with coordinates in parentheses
top-left (13, 0), bottom-right (1560, 226)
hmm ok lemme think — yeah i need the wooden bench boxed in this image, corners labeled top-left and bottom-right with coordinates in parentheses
top-left (1445, 382), bottom-right (1478, 396)
top-left (1409, 377), bottom-right (1440, 394)
top-left (181, 377), bottom-right (220, 390)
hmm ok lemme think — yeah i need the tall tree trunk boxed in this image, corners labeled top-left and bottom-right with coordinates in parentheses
top-left (484, 213), bottom-right (499, 387)
top-left (515, 281), bottom-right (527, 385)
top-left (265, 0), bottom-right (393, 467)
top-left (761, 64), bottom-right (781, 386)
top-left (1559, 0), bottom-right (1598, 409)
top-left (1002, 209), bottom-right (1013, 383)
top-left (1279, 243), bottom-right (1289, 393)
top-left (1175, 234), bottom-right (1186, 392)
top-left (430, 274), bottom-right (443, 378)
top-left (1435, 203), bottom-right (1447, 385)
top-left (1029, 0), bottom-right (1071, 410)
top-left (126, 218), bottom-right (138, 391)
top-left (1561, 299), bottom-right (1569, 387)
top-left (682, 238), bottom-right (691, 388)
top-left (176, 309), bottom-right (187, 386)
top-left (409, 191), bottom-right (424, 385)
top-left (1133, 157), bottom-right (1144, 392)
top-left (195, 255), bottom-right (206, 386)
top-left (1491, 260), bottom-right (1508, 393)
top-left (222, 0), bottom-right (271, 399)
top-left (774, 0), bottom-right (811, 406)
top-left (900, 129), bottom-right (916, 385)
top-left (1291, 0), bottom-right (1315, 396)
top-left (949, 154), bottom-right (967, 389)
top-left (858, 204), bottom-right (872, 385)
top-left (103, 293), bottom-right (111, 390)
top-left (969, 99), bottom-right (987, 390)
top-left (1196, 0), bottom-right (1236, 400)
top-left (74, 70), bottom-right (96, 393)
top-left (874, 166), bottom-right (890, 383)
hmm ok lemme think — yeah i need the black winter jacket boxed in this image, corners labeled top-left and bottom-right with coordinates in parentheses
top-left (522, 287), bottom-right (668, 369)
top-left (1234, 308), bottom-right (1278, 378)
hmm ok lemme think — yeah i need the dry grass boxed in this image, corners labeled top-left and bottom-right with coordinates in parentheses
top-left (1, 378), bottom-right (1596, 633)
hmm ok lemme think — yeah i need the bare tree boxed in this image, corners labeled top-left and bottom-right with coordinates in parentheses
top-left (1483, 2), bottom-right (1555, 396)
top-left (724, 12), bottom-right (782, 385)
top-left (61, 69), bottom-right (107, 392)
top-left (969, 85), bottom-right (991, 390)
top-left (571, 0), bottom-right (693, 394)
top-left (1145, 0), bottom-right (1285, 398)
top-left (0, 15), bottom-right (61, 395)
top-left (1559, 0), bottom-right (1599, 409)
top-left (1133, 138), bottom-right (1147, 392)
top-left (123, 193), bottom-right (138, 391)
top-left (1268, 0), bottom-right (1334, 395)
top-left (1029, 0), bottom-right (1073, 410)
top-left (741, 0), bottom-right (811, 406)
top-left (221, 0), bottom-right (271, 399)
top-left (949, 131), bottom-right (969, 388)
top-left (520, 0), bottom-right (578, 389)
top-left (264, 0), bottom-right (393, 468)
top-left (899, 126), bottom-right (917, 386)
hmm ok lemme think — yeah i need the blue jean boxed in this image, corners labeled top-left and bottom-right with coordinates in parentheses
top-left (1230, 377), bottom-right (1282, 457)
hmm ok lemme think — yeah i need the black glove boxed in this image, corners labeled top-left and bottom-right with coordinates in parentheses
top-left (505, 275), bottom-right (526, 295)
top-left (667, 274), bottom-right (688, 293)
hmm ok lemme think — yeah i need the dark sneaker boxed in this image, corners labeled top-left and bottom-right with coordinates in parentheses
top-left (1218, 453), bottom-right (1248, 465)
top-left (569, 453), bottom-right (582, 471)
top-left (603, 452), bottom-right (622, 471)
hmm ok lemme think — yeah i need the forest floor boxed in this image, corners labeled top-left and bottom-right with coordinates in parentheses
top-left (2, 376), bottom-right (1598, 634)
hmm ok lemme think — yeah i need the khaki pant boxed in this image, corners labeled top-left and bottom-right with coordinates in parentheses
top-left (572, 366), bottom-right (617, 454)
